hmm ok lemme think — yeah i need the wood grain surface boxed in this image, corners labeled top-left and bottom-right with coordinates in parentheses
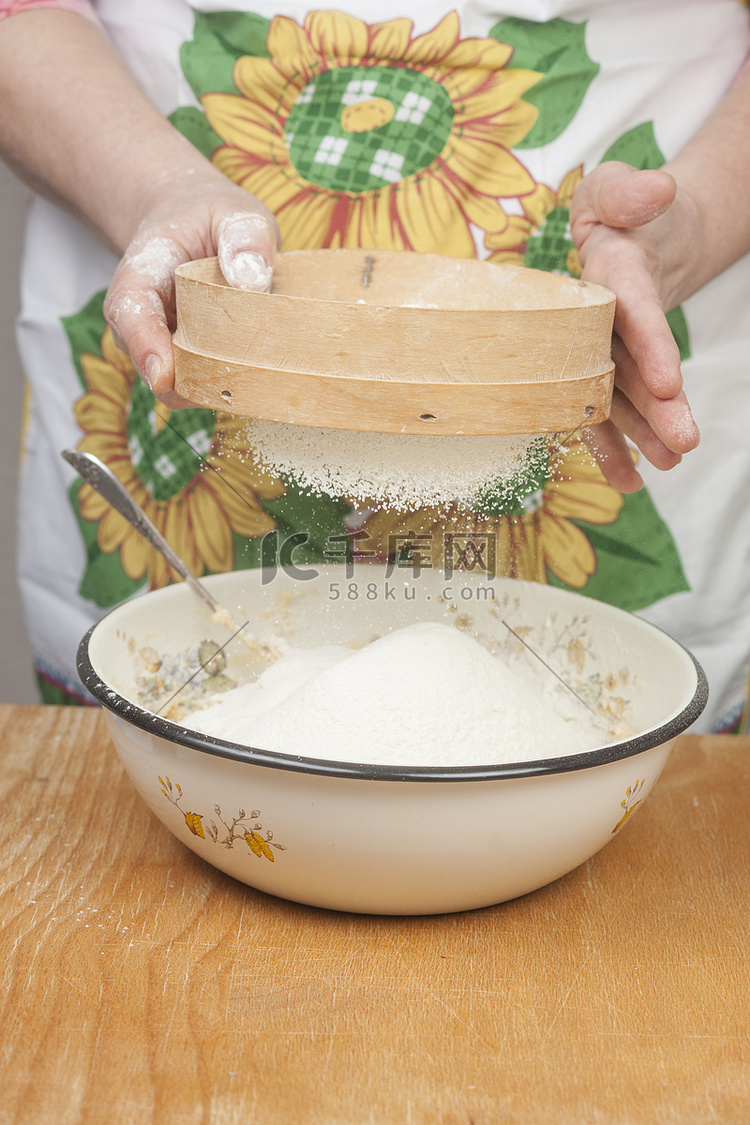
top-left (1, 704), bottom-right (748, 1125)
top-left (171, 342), bottom-right (614, 435)
top-left (172, 253), bottom-right (615, 434)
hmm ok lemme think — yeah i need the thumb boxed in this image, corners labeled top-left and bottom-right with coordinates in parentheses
top-left (216, 210), bottom-right (279, 291)
top-left (573, 162), bottom-right (676, 231)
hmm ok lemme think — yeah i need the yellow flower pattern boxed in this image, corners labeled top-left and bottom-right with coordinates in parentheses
top-left (74, 327), bottom-right (285, 590)
top-left (355, 435), bottom-right (624, 588)
top-left (202, 10), bottom-right (541, 255)
top-left (183, 811), bottom-right (205, 839)
top-left (159, 776), bottom-right (284, 861)
top-left (611, 779), bottom-right (646, 834)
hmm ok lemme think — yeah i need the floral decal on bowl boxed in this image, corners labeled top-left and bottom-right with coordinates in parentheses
top-left (611, 778), bottom-right (646, 834)
top-left (479, 597), bottom-right (636, 739)
top-left (158, 775), bottom-right (286, 861)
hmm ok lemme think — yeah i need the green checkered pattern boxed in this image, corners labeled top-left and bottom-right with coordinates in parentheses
top-left (286, 65), bottom-right (453, 193)
top-left (524, 207), bottom-right (576, 274)
top-left (126, 379), bottom-right (216, 501)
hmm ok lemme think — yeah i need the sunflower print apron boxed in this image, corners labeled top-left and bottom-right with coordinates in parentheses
top-left (13, 0), bottom-right (750, 732)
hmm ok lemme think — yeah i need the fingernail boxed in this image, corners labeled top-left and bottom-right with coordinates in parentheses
top-left (142, 354), bottom-right (161, 390)
top-left (221, 249), bottom-right (273, 292)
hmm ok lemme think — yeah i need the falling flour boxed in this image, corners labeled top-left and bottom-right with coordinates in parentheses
top-left (247, 420), bottom-right (551, 510)
top-left (182, 621), bottom-right (609, 766)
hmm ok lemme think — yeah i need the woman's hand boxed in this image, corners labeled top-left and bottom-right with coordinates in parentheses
top-left (569, 161), bottom-right (701, 492)
top-left (103, 171), bottom-right (279, 406)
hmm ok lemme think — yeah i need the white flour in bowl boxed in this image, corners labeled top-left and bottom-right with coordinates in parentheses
top-left (182, 621), bottom-right (609, 766)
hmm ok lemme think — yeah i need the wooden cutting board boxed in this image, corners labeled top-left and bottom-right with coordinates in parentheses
top-left (0, 703), bottom-right (748, 1124)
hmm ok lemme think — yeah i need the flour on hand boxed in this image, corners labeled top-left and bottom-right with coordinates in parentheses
top-left (217, 212), bottom-right (274, 291)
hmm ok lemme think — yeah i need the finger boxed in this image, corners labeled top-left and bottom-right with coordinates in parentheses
top-left (155, 389), bottom-right (198, 410)
top-left (607, 387), bottom-right (683, 471)
top-left (611, 335), bottom-right (700, 453)
top-left (216, 209), bottom-right (279, 291)
top-left (579, 225), bottom-right (684, 400)
top-left (104, 235), bottom-right (187, 395)
top-left (581, 420), bottom-right (644, 494)
top-left (611, 279), bottom-right (684, 400)
top-left (572, 163), bottom-right (676, 231)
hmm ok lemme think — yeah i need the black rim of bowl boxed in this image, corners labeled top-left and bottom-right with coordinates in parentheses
top-left (77, 623), bottom-right (709, 783)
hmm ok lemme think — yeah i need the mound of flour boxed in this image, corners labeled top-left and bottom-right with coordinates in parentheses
top-left (183, 621), bottom-right (603, 766)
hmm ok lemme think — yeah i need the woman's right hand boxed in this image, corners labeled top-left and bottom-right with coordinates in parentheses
top-left (103, 170), bottom-right (280, 406)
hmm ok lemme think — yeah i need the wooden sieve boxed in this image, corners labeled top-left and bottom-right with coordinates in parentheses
top-left (172, 249), bottom-right (615, 436)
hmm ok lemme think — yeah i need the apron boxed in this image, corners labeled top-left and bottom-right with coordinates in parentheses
top-left (13, 0), bottom-right (750, 730)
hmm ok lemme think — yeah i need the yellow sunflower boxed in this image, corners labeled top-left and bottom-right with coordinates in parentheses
top-left (202, 10), bottom-right (540, 256)
top-left (74, 327), bottom-right (284, 588)
top-left (354, 434), bottom-right (623, 588)
top-left (485, 165), bottom-right (584, 275)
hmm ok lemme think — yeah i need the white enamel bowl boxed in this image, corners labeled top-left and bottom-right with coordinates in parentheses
top-left (78, 566), bottom-right (706, 915)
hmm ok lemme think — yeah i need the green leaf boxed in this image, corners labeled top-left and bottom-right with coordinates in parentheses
top-left (548, 488), bottom-right (689, 611)
top-left (180, 10), bottom-right (271, 100)
top-left (263, 477), bottom-right (351, 561)
top-left (61, 291), bottom-right (107, 389)
top-left (35, 675), bottom-right (85, 707)
top-left (231, 531), bottom-right (266, 572)
top-left (69, 481), bottom-right (146, 607)
top-left (666, 305), bottom-right (692, 362)
top-left (490, 18), bottom-right (599, 149)
top-left (601, 121), bottom-right (664, 171)
top-left (473, 436), bottom-right (550, 517)
top-left (198, 10), bottom-right (271, 59)
top-left (229, 478), bottom-right (351, 573)
top-left (169, 107), bottom-right (223, 160)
